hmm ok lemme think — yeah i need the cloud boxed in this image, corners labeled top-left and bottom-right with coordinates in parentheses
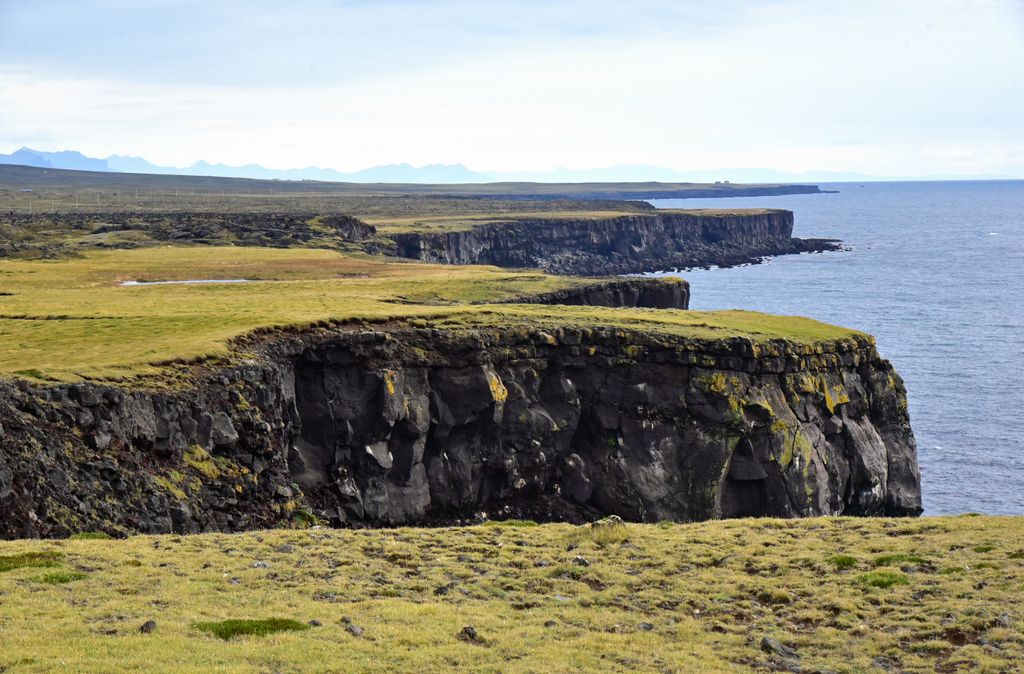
top-left (0, 0), bottom-right (1021, 176)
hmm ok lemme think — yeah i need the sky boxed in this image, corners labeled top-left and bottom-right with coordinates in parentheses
top-left (1, 0), bottom-right (1023, 177)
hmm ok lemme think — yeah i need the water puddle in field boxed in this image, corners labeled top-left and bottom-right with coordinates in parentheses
top-left (119, 279), bottom-right (255, 286)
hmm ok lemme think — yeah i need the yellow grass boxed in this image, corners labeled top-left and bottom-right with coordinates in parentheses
top-left (367, 208), bottom-right (779, 234)
top-left (0, 246), bottom-right (861, 382)
top-left (0, 516), bottom-right (1020, 673)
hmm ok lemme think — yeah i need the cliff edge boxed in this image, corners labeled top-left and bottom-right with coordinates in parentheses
top-left (0, 322), bottom-right (920, 538)
top-left (389, 209), bottom-right (840, 274)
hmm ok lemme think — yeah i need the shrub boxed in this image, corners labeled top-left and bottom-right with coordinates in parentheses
top-left (972, 544), bottom-right (995, 553)
top-left (194, 618), bottom-right (310, 640)
top-left (858, 570), bottom-right (909, 589)
top-left (828, 554), bottom-right (858, 570)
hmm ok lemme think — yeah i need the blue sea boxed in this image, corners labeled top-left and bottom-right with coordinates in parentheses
top-left (650, 181), bottom-right (1024, 516)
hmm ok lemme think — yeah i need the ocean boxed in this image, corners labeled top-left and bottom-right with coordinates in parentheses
top-left (649, 181), bottom-right (1024, 515)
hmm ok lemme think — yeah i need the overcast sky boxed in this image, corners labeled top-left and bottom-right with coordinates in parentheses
top-left (1, 0), bottom-right (1022, 175)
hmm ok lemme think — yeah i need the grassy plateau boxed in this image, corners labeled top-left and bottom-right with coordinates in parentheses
top-left (0, 516), bottom-right (1021, 673)
top-left (0, 245), bottom-right (860, 382)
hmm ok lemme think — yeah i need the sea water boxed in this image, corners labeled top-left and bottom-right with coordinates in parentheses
top-left (649, 181), bottom-right (1024, 515)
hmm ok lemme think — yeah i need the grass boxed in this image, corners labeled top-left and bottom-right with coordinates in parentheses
top-left (31, 570), bottom-right (88, 584)
top-left (0, 245), bottom-right (864, 382)
top-left (0, 163), bottom-right (814, 216)
top-left (366, 208), bottom-right (780, 235)
top-left (873, 553), bottom-right (929, 567)
top-left (827, 554), bottom-right (859, 570)
top-left (858, 570), bottom-right (910, 589)
top-left (0, 550), bottom-right (63, 573)
top-left (68, 532), bottom-right (113, 540)
top-left (0, 516), bottom-right (1021, 672)
top-left (193, 618), bottom-right (309, 640)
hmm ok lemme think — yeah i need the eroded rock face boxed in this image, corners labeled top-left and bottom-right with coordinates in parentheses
top-left (0, 326), bottom-right (921, 538)
top-left (503, 279), bottom-right (690, 309)
top-left (391, 211), bottom-right (840, 275)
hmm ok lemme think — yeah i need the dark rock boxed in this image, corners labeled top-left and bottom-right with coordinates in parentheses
top-left (761, 637), bottom-right (799, 659)
top-left (638, 622), bottom-right (655, 631)
top-left (544, 620), bottom-right (557, 628)
top-left (499, 279), bottom-right (690, 310)
top-left (996, 612), bottom-right (1013, 628)
top-left (139, 620), bottom-right (157, 633)
top-left (210, 413), bottom-right (238, 447)
top-left (458, 625), bottom-right (482, 643)
top-left (573, 555), bottom-right (591, 567)
top-left (0, 323), bottom-right (920, 538)
top-left (345, 623), bottom-right (364, 637)
top-left (391, 210), bottom-right (842, 275)
top-left (308, 619), bottom-right (322, 627)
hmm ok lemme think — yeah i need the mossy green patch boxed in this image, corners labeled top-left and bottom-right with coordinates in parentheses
top-left (828, 554), bottom-right (858, 570)
top-left (858, 570), bottom-right (910, 589)
top-left (194, 618), bottom-right (310, 640)
top-left (0, 550), bottom-right (63, 573)
top-left (32, 570), bottom-right (88, 584)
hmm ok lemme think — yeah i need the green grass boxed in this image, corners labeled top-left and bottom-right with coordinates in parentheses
top-left (31, 570), bottom-right (88, 584)
top-left (193, 618), bottom-right (310, 640)
top-left (68, 532), bottom-right (113, 540)
top-left (0, 246), bottom-right (864, 382)
top-left (0, 516), bottom-right (1021, 672)
top-left (858, 570), bottom-right (910, 589)
top-left (827, 554), bottom-right (859, 570)
top-left (0, 550), bottom-right (63, 573)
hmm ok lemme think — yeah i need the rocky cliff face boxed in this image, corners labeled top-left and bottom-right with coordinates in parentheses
top-left (391, 210), bottom-right (840, 274)
top-left (0, 322), bottom-right (921, 538)
top-left (501, 278), bottom-right (690, 309)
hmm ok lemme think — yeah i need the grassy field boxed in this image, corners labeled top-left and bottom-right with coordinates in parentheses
top-left (0, 246), bottom-right (860, 382)
top-left (0, 516), bottom-right (1020, 673)
top-left (0, 164), bottom-right (815, 215)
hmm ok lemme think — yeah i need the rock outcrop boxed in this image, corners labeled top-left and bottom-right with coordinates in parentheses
top-left (390, 210), bottom-right (840, 274)
top-left (500, 278), bottom-right (690, 309)
top-left (0, 324), bottom-right (921, 538)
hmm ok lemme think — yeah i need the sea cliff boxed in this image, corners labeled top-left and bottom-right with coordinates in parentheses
top-left (0, 320), bottom-right (920, 538)
top-left (390, 209), bottom-right (839, 274)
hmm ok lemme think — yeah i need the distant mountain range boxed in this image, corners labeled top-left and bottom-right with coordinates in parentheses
top-left (0, 147), bottom-right (1017, 184)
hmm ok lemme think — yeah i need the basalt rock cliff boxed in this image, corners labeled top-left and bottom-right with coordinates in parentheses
top-left (391, 210), bottom-right (840, 275)
top-left (499, 278), bottom-right (690, 309)
top-left (0, 316), bottom-right (921, 539)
